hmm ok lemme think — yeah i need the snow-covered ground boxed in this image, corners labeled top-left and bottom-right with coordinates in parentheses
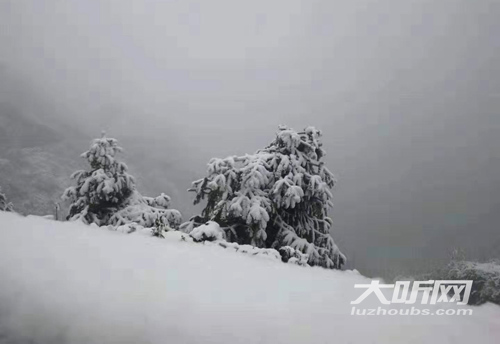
top-left (0, 212), bottom-right (499, 344)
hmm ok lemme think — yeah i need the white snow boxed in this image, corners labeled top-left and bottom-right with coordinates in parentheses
top-left (189, 221), bottom-right (226, 242)
top-left (0, 212), bottom-right (499, 344)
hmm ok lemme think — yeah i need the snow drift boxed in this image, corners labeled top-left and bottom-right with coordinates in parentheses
top-left (0, 212), bottom-right (499, 344)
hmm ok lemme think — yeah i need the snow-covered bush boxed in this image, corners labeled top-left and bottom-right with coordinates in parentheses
top-left (411, 251), bottom-right (500, 306)
top-left (212, 241), bottom-right (283, 262)
top-left (0, 186), bottom-right (14, 212)
top-left (108, 192), bottom-right (182, 231)
top-left (181, 126), bottom-right (345, 269)
top-left (278, 246), bottom-right (309, 266)
top-left (62, 133), bottom-right (182, 231)
top-left (190, 221), bottom-right (226, 242)
top-left (175, 222), bottom-right (286, 263)
top-left (441, 260), bottom-right (500, 305)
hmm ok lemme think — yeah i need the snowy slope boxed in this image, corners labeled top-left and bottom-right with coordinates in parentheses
top-left (0, 212), bottom-right (499, 344)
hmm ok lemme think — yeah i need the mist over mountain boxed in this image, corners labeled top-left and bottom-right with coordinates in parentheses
top-left (0, 67), bottom-right (195, 218)
top-left (0, 67), bottom-right (79, 215)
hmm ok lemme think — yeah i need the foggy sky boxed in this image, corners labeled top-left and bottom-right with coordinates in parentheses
top-left (1, 0), bottom-right (499, 277)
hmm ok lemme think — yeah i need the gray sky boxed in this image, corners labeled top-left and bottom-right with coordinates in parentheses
top-left (1, 0), bottom-right (499, 277)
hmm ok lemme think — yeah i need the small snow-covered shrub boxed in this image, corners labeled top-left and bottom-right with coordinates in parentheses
top-left (108, 192), bottom-right (182, 231)
top-left (214, 241), bottom-right (282, 262)
top-left (201, 240), bottom-right (282, 262)
top-left (413, 255), bottom-right (500, 306)
top-left (186, 223), bottom-right (304, 265)
top-left (184, 222), bottom-right (283, 262)
top-left (0, 186), bottom-right (14, 212)
top-left (444, 260), bottom-right (500, 305)
top-left (190, 221), bottom-right (226, 242)
top-left (279, 246), bottom-right (309, 266)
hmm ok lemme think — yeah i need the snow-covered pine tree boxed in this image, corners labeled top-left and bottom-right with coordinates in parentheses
top-left (108, 192), bottom-right (182, 231)
top-left (181, 126), bottom-right (346, 269)
top-left (62, 133), bottom-right (135, 225)
top-left (0, 186), bottom-right (14, 212)
top-left (62, 133), bottom-right (182, 230)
